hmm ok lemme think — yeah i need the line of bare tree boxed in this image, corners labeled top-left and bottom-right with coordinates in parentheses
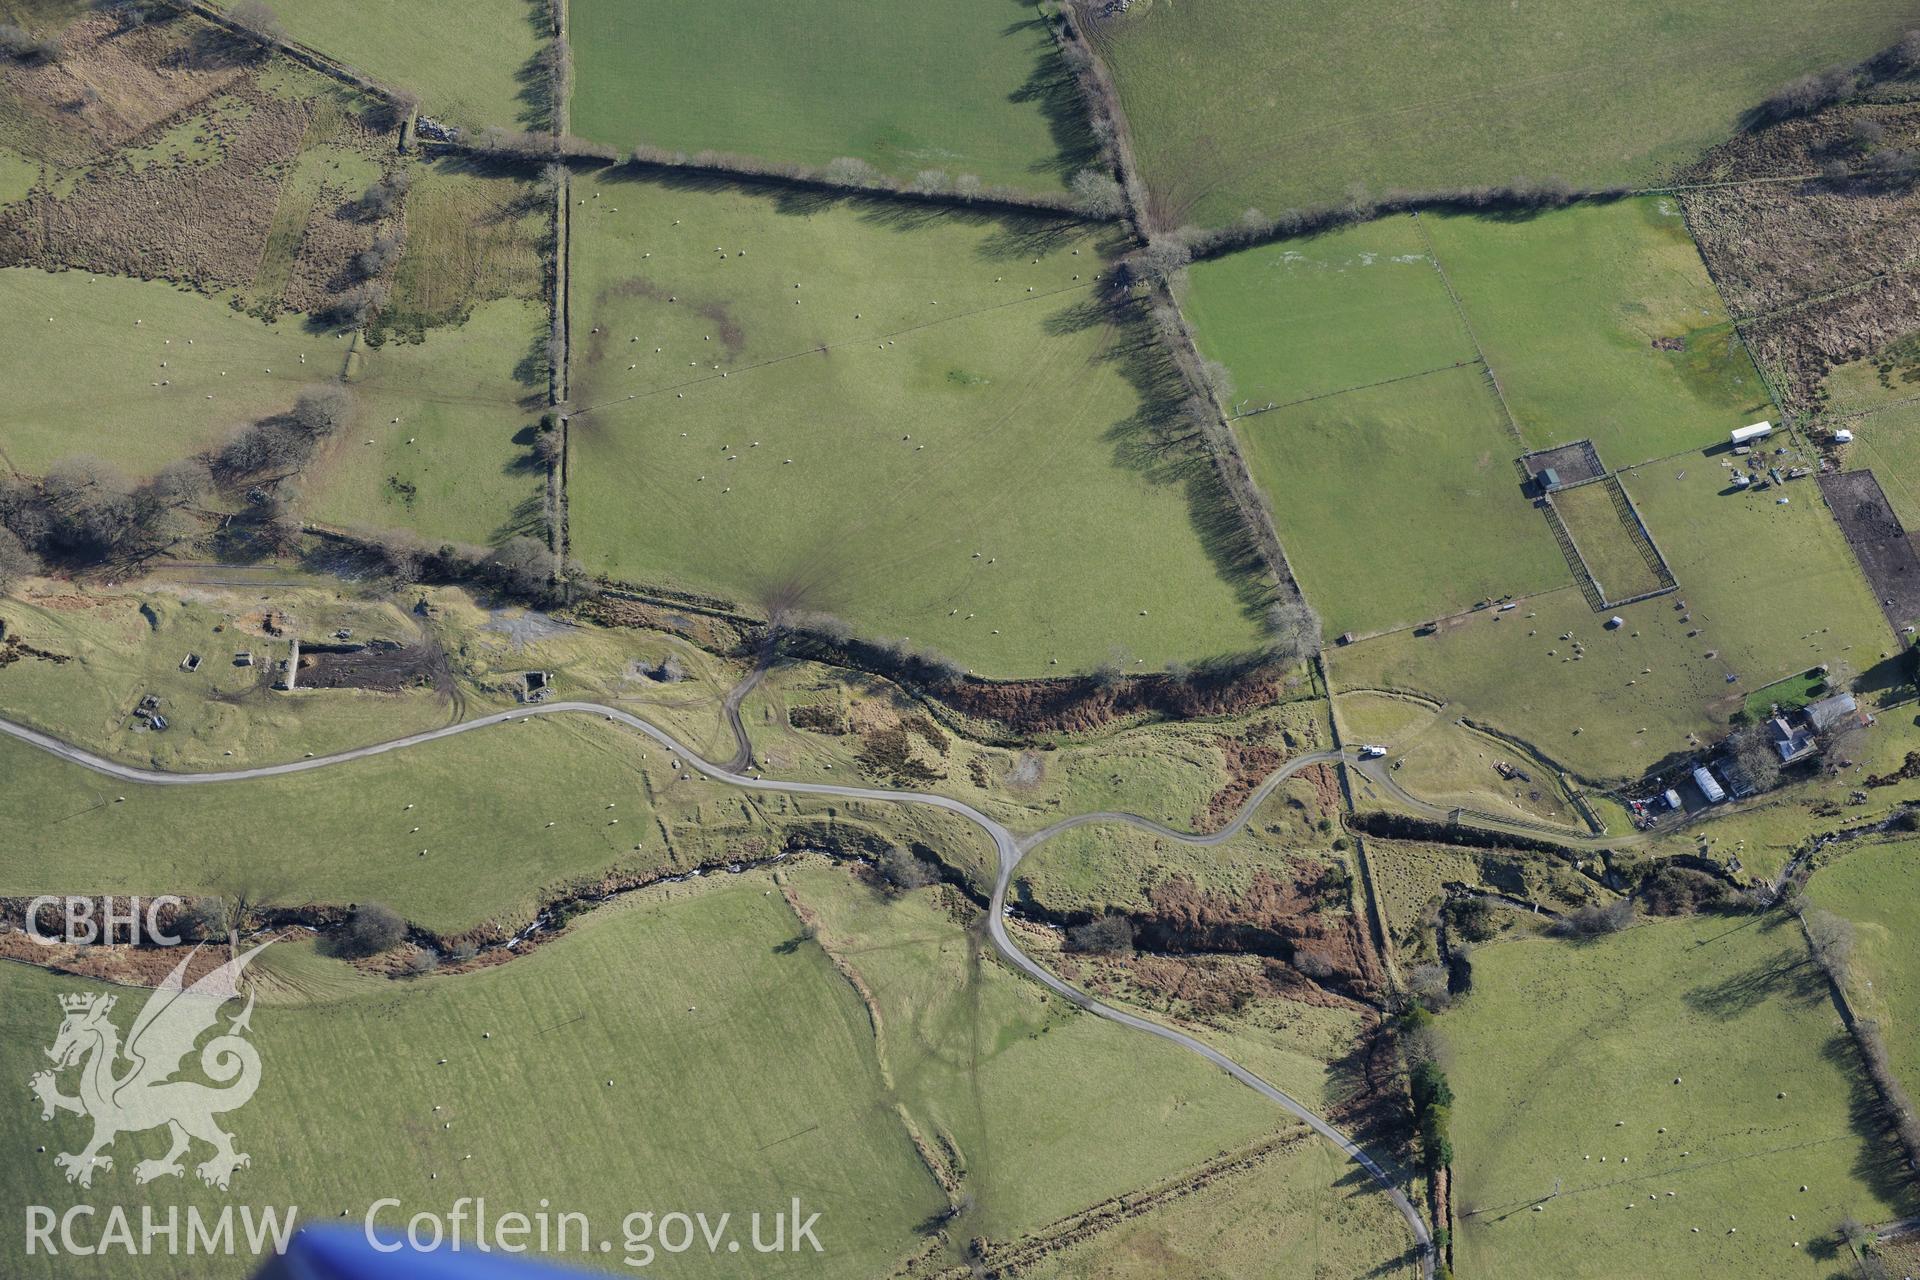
top-left (1752, 29), bottom-right (1920, 126)
top-left (1790, 895), bottom-right (1920, 1183)
top-left (0, 455), bottom-right (211, 573)
top-left (1046, 5), bottom-right (1150, 235)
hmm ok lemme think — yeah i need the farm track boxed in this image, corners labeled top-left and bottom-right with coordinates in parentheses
top-left (0, 699), bottom-right (1435, 1278)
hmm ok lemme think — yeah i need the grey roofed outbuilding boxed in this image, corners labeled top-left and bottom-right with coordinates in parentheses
top-left (1804, 691), bottom-right (1859, 733)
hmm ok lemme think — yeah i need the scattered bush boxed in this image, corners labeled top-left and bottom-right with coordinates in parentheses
top-left (875, 845), bottom-right (934, 895)
top-left (0, 22), bottom-right (63, 62)
top-left (399, 949), bottom-right (439, 978)
top-left (339, 902), bottom-right (406, 957)
top-left (1066, 913), bottom-right (1135, 954)
top-left (357, 171), bottom-right (413, 221)
top-left (1553, 899), bottom-right (1637, 938)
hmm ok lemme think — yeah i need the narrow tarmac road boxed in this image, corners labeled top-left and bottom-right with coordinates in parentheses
top-left (0, 703), bottom-right (1436, 1277)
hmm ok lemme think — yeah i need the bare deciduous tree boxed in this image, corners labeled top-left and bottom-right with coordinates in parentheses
top-left (821, 156), bottom-right (879, 187)
top-left (0, 525), bottom-right (38, 591)
top-left (1264, 598), bottom-right (1322, 666)
top-left (875, 845), bottom-right (934, 895)
top-left (1069, 167), bottom-right (1125, 217)
top-left (1729, 721), bottom-right (1783, 792)
top-left (225, 0), bottom-right (285, 45)
top-left (354, 233), bottom-right (401, 279)
top-left (356, 170), bottom-right (412, 221)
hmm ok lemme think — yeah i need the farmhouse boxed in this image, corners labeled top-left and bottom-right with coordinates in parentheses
top-left (1766, 714), bottom-right (1817, 764)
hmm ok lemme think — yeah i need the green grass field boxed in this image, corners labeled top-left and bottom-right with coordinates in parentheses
top-left (268, 0), bottom-right (545, 130)
top-left (1330, 448), bottom-right (1886, 783)
top-left (0, 271), bottom-right (541, 546)
top-left (1181, 215), bottom-right (1475, 411)
top-left (1808, 838), bottom-right (1920, 1102)
top-left (1552, 479), bottom-right (1665, 604)
top-left (0, 713), bottom-right (676, 936)
top-left (1444, 916), bottom-right (1914, 1280)
top-left (0, 269), bottom-right (342, 477)
top-left (1820, 340), bottom-right (1920, 417)
top-left (1086, 0), bottom-right (1919, 227)
top-left (1234, 364), bottom-right (1565, 636)
top-left (1014, 1128), bottom-right (1419, 1278)
top-left (565, 170), bottom-right (1263, 675)
top-left (1424, 199), bottom-right (1771, 465)
top-left (1841, 401), bottom-right (1920, 530)
top-left (0, 879), bottom-right (947, 1278)
top-left (1334, 691), bottom-right (1585, 831)
top-left (569, 0), bottom-right (1088, 193)
top-left (303, 298), bottom-right (547, 546)
top-left (786, 864), bottom-right (1289, 1249)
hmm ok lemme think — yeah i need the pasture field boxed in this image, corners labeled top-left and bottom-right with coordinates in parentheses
top-left (382, 157), bottom-right (548, 324)
top-left (569, 0), bottom-right (1087, 193)
top-left (1083, 0), bottom-right (1918, 227)
top-left (1012, 1130), bottom-right (1419, 1279)
top-left (1333, 691), bottom-right (1585, 830)
top-left (0, 268), bottom-right (341, 477)
top-left (1823, 346), bottom-right (1920, 417)
top-left (1807, 838), bottom-right (1920, 1098)
top-left (267, 0), bottom-right (545, 130)
top-left (0, 879), bottom-right (948, 1279)
top-left (1180, 215), bottom-right (1474, 411)
top-left (0, 714), bottom-right (677, 937)
top-left (1445, 916), bottom-right (1915, 1280)
top-left (0, 271), bottom-right (542, 543)
top-left (304, 298), bottom-right (547, 546)
top-left (1232, 364), bottom-right (1565, 636)
top-left (1424, 199), bottom-right (1771, 465)
top-left (785, 863), bottom-right (1291, 1249)
top-left (1840, 401), bottom-right (1920, 530)
top-left (1330, 452), bottom-right (1887, 783)
top-left (1552, 478), bottom-right (1666, 604)
top-left (565, 170), bottom-right (1263, 676)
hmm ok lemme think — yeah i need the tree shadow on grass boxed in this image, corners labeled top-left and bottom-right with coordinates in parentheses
top-left (1821, 1031), bottom-right (1920, 1215)
top-left (491, 488), bottom-right (548, 544)
top-left (1682, 951), bottom-right (1827, 1020)
top-left (513, 1), bottom-right (561, 133)
top-left (1004, 13), bottom-right (1100, 188)
top-left (1076, 294), bottom-right (1277, 627)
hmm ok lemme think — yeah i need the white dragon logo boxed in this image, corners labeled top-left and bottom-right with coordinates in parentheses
top-left (28, 944), bottom-right (269, 1191)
